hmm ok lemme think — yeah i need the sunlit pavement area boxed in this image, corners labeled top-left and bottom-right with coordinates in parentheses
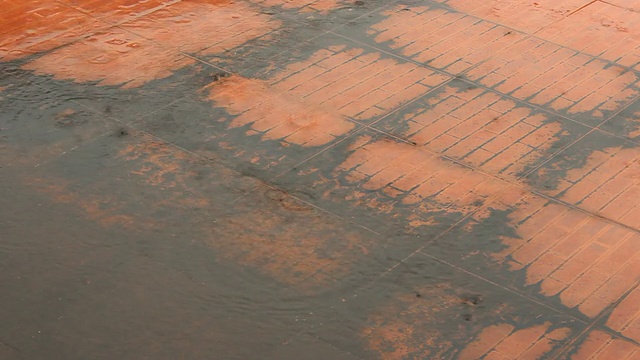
top-left (3, 0), bottom-right (640, 359)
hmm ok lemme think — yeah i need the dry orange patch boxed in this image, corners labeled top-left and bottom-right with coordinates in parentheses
top-left (269, 46), bottom-right (449, 121)
top-left (206, 46), bottom-right (447, 146)
top-left (371, 6), bottom-right (639, 116)
top-left (120, 140), bottom-right (372, 287)
top-left (433, 0), bottom-right (590, 33)
top-left (327, 133), bottom-right (640, 320)
top-left (0, 2), bottom-right (107, 61)
top-left (22, 2), bottom-right (279, 88)
top-left (60, 0), bottom-right (180, 23)
top-left (569, 330), bottom-right (640, 359)
top-left (606, 286), bottom-right (640, 343)
top-left (334, 136), bottom-right (506, 216)
top-left (207, 75), bottom-right (356, 147)
top-left (213, 194), bottom-right (373, 288)
top-left (489, 192), bottom-right (640, 319)
top-left (396, 86), bottom-right (565, 178)
top-left (459, 322), bottom-right (571, 360)
top-left (546, 146), bottom-right (640, 230)
top-left (604, 0), bottom-right (640, 12)
top-left (536, 2), bottom-right (640, 69)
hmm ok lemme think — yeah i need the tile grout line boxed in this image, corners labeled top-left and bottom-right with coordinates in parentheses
top-left (519, 90), bottom-right (640, 181)
top-left (553, 281), bottom-right (640, 359)
top-left (14, 1), bottom-right (640, 348)
top-left (330, 28), bottom-right (640, 151)
top-left (266, 77), bottom-right (457, 182)
top-left (321, 31), bottom-right (640, 236)
top-left (432, 0), bottom-right (640, 74)
top-left (420, 251), bottom-right (640, 350)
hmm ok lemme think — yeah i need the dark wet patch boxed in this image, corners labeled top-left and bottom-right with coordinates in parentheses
top-left (270, 129), bottom-right (477, 241)
top-left (0, 74), bottom-right (118, 166)
top-left (305, 255), bottom-right (584, 360)
top-left (524, 130), bottom-right (633, 194)
top-left (599, 96), bottom-right (640, 141)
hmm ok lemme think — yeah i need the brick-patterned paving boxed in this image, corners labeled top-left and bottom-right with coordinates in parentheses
top-left (333, 135), bottom-right (505, 215)
top-left (536, 2), bottom-right (640, 68)
top-left (370, 5), bottom-right (640, 118)
top-left (567, 330), bottom-right (640, 359)
top-left (269, 45), bottom-right (449, 121)
top-left (5, 0), bottom-right (640, 358)
top-left (205, 46), bottom-right (448, 146)
top-left (607, 286), bottom-right (640, 343)
top-left (0, 1), bottom-right (106, 61)
top-left (381, 84), bottom-right (574, 178)
top-left (22, 1), bottom-right (280, 88)
top-left (316, 132), bottom-right (640, 321)
top-left (208, 75), bottom-right (356, 146)
top-left (434, 0), bottom-right (591, 33)
top-left (533, 140), bottom-right (640, 231)
top-left (458, 322), bottom-right (571, 360)
top-left (491, 193), bottom-right (640, 318)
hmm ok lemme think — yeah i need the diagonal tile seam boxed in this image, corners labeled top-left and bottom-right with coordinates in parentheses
top-left (10, 0), bottom-right (640, 336)
top-left (0, 338), bottom-right (21, 357)
top-left (565, 0), bottom-right (599, 17)
top-left (264, 76), bottom-right (457, 182)
top-left (420, 252), bottom-right (640, 358)
top-left (268, 179), bottom-right (600, 360)
top-left (360, 95), bottom-right (640, 236)
top-left (598, 0), bottom-right (640, 13)
top-left (553, 282), bottom-right (640, 359)
top-left (517, 90), bottom-right (640, 181)
top-left (12, 0), bottom-right (640, 304)
top-left (329, 28), bottom-right (640, 151)
top-left (179, 38), bottom-right (640, 336)
top-left (432, 0), bottom-right (640, 74)
top-left (176, 0), bottom-right (402, 74)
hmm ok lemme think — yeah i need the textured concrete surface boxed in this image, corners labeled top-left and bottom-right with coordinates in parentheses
top-left (2, 0), bottom-right (640, 359)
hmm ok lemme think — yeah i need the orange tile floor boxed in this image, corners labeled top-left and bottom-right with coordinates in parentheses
top-left (2, 0), bottom-right (640, 359)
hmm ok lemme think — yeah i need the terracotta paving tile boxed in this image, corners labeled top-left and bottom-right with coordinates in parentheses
top-left (606, 286), bottom-right (640, 343)
top-left (21, 2), bottom-right (279, 88)
top-left (604, 0), bottom-right (640, 13)
top-left (308, 255), bottom-right (583, 360)
top-left (526, 131), bottom-right (640, 230)
top-left (452, 190), bottom-right (640, 319)
top-left (7, 0), bottom-right (640, 358)
top-left (365, 5), bottom-right (640, 122)
top-left (376, 80), bottom-right (590, 180)
top-left (202, 44), bottom-right (448, 147)
top-left (564, 330), bottom-right (640, 359)
top-left (0, 1), bottom-right (109, 61)
top-left (59, 0), bottom-right (179, 23)
top-left (434, 0), bottom-right (592, 33)
top-left (536, 2), bottom-right (640, 64)
top-left (460, 322), bottom-right (573, 360)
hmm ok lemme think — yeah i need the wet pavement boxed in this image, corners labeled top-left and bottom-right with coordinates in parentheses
top-left (2, 0), bottom-right (640, 359)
